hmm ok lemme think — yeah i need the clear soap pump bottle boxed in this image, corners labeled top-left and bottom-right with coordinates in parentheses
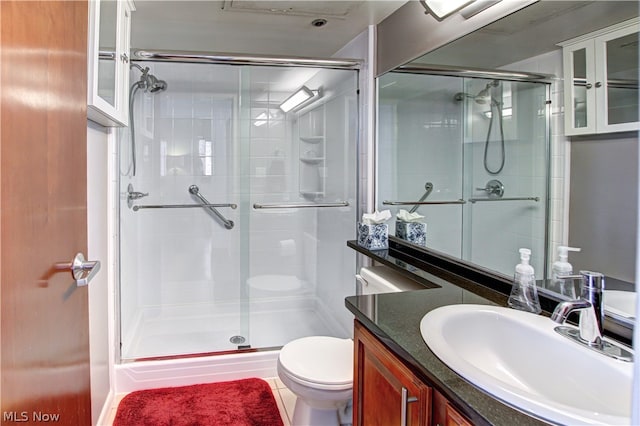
top-left (551, 246), bottom-right (581, 298)
top-left (508, 248), bottom-right (542, 313)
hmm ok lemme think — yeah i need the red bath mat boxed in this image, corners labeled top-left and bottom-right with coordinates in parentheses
top-left (113, 378), bottom-right (284, 426)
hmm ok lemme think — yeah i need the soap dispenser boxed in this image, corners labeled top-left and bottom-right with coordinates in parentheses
top-left (551, 246), bottom-right (581, 298)
top-left (508, 248), bottom-right (542, 313)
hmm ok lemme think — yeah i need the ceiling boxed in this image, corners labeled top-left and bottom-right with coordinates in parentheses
top-left (412, 1), bottom-right (639, 69)
top-left (131, 0), bottom-right (407, 58)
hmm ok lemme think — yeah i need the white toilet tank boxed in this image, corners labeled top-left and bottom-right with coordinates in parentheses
top-left (356, 265), bottom-right (424, 295)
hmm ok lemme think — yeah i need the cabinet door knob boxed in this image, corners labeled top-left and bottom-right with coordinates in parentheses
top-left (121, 53), bottom-right (129, 63)
top-left (585, 83), bottom-right (593, 89)
top-left (400, 387), bottom-right (418, 426)
top-left (595, 81), bottom-right (603, 88)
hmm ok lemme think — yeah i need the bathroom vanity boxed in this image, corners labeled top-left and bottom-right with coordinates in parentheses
top-left (354, 320), bottom-right (475, 426)
top-left (346, 238), bottom-right (634, 426)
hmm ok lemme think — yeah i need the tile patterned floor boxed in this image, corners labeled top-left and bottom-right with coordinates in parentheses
top-left (101, 377), bottom-right (295, 426)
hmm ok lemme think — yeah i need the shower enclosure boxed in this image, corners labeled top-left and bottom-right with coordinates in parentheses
top-left (377, 71), bottom-right (549, 277)
top-left (118, 53), bottom-right (359, 361)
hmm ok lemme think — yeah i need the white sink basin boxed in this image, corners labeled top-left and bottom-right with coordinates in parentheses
top-left (604, 290), bottom-right (637, 319)
top-left (420, 304), bottom-right (633, 425)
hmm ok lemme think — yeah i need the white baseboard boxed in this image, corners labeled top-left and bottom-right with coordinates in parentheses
top-left (95, 390), bottom-right (115, 426)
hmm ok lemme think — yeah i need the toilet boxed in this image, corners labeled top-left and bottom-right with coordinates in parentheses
top-left (277, 265), bottom-right (423, 425)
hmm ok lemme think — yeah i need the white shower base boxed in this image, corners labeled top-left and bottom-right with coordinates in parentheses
top-left (114, 348), bottom-right (281, 393)
top-left (117, 295), bottom-right (349, 392)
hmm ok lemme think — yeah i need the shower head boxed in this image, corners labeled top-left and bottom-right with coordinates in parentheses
top-left (145, 74), bottom-right (168, 93)
top-left (454, 92), bottom-right (487, 104)
top-left (454, 80), bottom-right (500, 104)
top-left (131, 63), bottom-right (168, 93)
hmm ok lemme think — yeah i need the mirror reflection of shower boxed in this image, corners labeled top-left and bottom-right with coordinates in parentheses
top-left (127, 63), bottom-right (168, 176)
top-left (455, 80), bottom-right (505, 175)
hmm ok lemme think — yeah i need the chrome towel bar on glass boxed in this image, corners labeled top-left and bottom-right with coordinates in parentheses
top-left (253, 201), bottom-right (349, 209)
top-left (133, 203), bottom-right (237, 210)
top-left (468, 197), bottom-right (539, 203)
top-left (132, 185), bottom-right (236, 230)
top-left (382, 199), bottom-right (466, 206)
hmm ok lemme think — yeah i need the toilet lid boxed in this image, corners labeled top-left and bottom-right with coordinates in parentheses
top-left (279, 336), bottom-right (353, 387)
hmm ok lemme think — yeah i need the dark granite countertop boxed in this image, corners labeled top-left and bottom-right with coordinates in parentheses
top-left (345, 240), bottom-right (555, 426)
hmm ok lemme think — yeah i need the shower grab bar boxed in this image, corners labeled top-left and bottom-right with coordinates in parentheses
top-left (468, 196), bottom-right (540, 203)
top-left (383, 199), bottom-right (466, 206)
top-left (253, 201), bottom-right (349, 209)
top-left (409, 182), bottom-right (434, 213)
top-left (188, 185), bottom-right (235, 229)
top-left (133, 203), bottom-right (237, 211)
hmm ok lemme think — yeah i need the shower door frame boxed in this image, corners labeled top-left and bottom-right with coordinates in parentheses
top-left (116, 50), bottom-right (362, 363)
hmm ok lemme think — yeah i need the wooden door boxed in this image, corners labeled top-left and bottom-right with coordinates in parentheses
top-left (1, 1), bottom-right (91, 424)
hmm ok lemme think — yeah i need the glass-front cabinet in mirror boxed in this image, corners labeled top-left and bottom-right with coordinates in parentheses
top-left (561, 18), bottom-right (639, 136)
top-left (88, 0), bottom-right (135, 127)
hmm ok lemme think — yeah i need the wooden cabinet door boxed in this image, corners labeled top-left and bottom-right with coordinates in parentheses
top-left (354, 320), bottom-right (431, 426)
top-left (433, 390), bottom-right (473, 426)
top-left (1, 1), bottom-right (91, 424)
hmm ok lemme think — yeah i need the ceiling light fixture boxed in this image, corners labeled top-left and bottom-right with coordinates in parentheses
top-left (279, 86), bottom-right (319, 113)
top-left (419, 0), bottom-right (476, 20)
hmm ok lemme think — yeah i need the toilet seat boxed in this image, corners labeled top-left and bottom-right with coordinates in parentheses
top-left (278, 336), bottom-right (353, 391)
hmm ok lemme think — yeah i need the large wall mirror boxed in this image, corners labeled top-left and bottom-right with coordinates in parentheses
top-left (376, 1), bottom-right (638, 326)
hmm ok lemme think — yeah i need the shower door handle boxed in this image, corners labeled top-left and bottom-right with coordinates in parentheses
top-left (55, 253), bottom-right (101, 287)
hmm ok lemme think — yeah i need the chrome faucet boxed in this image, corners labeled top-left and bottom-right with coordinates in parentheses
top-left (550, 271), bottom-right (604, 346)
top-left (551, 271), bottom-right (633, 362)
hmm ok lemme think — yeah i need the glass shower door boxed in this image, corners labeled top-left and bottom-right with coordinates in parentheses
top-left (119, 60), bottom-right (358, 360)
top-left (242, 66), bottom-right (358, 349)
top-left (377, 72), bottom-right (465, 258)
top-left (461, 79), bottom-right (549, 276)
top-left (119, 61), bottom-right (247, 360)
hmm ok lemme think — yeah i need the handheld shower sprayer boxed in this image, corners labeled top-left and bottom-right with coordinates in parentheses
top-left (454, 80), bottom-right (505, 174)
top-left (126, 63), bottom-right (168, 176)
